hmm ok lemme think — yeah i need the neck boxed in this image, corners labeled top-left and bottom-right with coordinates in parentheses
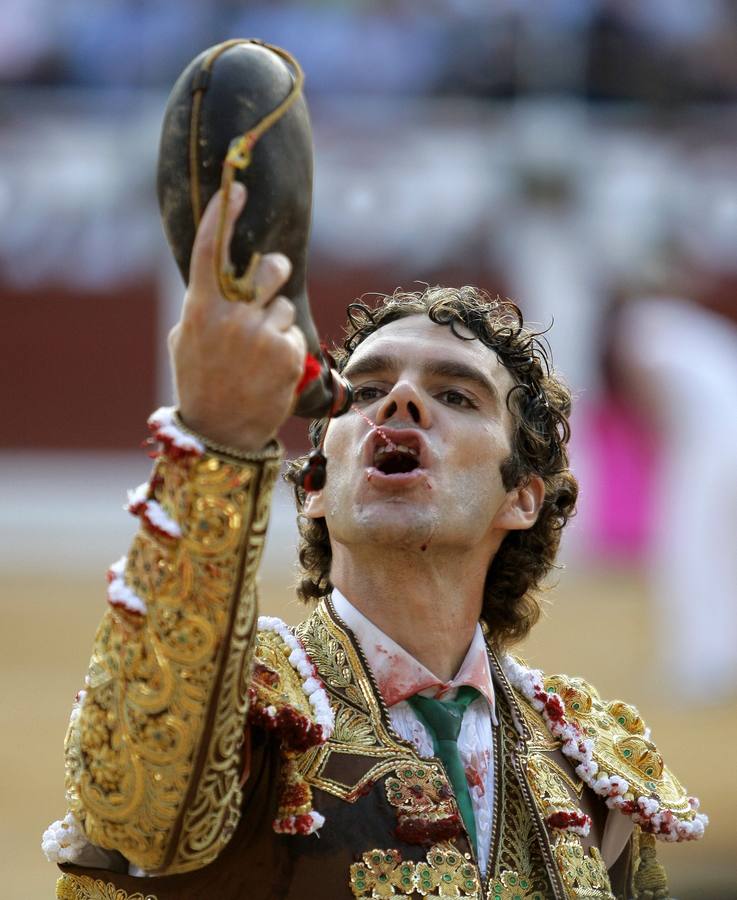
top-left (330, 542), bottom-right (493, 682)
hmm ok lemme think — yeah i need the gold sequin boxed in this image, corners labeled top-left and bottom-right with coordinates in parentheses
top-left (489, 870), bottom-right (546, 900)
top-left (349, 845), bottom-right (480, 898)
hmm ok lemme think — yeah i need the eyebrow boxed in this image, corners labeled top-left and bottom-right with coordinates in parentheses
top-left (343, 351), bottom-right (502, 405)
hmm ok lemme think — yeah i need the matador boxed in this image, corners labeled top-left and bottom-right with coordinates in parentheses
top-left (44, 184), bottom-right (707, 899)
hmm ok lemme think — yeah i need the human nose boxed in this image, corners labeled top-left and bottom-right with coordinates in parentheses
top-left (375, 379), bottom-right (431, 428)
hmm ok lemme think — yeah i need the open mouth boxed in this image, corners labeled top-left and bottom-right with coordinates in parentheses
top-left (373, 443), bottom-right (421, 475)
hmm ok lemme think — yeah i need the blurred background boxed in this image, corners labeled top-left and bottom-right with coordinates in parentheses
top-left (1, 0), bottom-right (736, 896)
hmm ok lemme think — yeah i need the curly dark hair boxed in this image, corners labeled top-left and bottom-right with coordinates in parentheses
top-left (285, 285), bottom-right (578, 648)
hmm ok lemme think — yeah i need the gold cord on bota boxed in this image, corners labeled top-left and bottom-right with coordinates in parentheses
top-left (189, 39), bottom-right (305, 303)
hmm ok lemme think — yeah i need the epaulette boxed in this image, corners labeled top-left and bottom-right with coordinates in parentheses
top-left (247, 616), bottom-right (335, 835)
top-left (502, 656), bottom-right (708, 843)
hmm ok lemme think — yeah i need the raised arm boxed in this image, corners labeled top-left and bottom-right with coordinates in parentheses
top-left (57, 183), bottom-right (306, 875)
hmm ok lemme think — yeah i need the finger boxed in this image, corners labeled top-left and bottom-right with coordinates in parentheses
top-left (285, 323), bottom-right (308, 370)
top-left (167, 322), bottom-right (181, 353)
top-left (262, 295), bottom-right (296, 332)
top-left (249, 252), bottom-right (293, 309)
top-left (188, 181), bottom-right (247, 300)
top-left (285, 325), bottom-right (308, 395)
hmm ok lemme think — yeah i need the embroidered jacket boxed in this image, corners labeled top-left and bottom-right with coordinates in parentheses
top-left (49, 422), bottom-right (706, 900)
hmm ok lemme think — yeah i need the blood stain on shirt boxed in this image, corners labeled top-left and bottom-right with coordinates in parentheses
top-left (465, 765), bottom-right (485, 795)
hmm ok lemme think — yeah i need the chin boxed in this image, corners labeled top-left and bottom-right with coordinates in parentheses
top-left (344, 506), bottom-right (440, 548)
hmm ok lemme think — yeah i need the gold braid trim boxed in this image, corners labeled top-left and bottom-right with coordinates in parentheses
top-left (65, 445), bottom-right (281, 873)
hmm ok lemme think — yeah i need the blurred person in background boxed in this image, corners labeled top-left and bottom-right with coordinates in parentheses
top-left (611, 295), bottom-right (737, 704)
top-left (43, 183), bottom-right (707, 899)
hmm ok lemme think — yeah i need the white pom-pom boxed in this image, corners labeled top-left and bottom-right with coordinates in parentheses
top-left (41, 812), bottom-right (88, 863)
top-left (125, 482), bottom-right (150, 511)
top-left (148, 407), bottom-right (204, 456)
top-left (609, 776), bottom-right (629, 796)
top-left (141, 499), bottom-right (182, 538)
top-left (107, 576), bottom-right (147, 616)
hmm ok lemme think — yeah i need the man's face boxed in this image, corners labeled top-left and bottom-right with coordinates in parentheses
top-left (305, 315), bottom-right (527, 556)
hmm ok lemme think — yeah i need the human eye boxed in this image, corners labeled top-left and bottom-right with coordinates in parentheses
top-left (353, 385), bottom-right (385, 404)
top-left (438, 389), bottom-right (478, 409)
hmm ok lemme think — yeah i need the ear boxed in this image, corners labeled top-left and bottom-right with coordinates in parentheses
top-left (302, 489), bottom-right (326, 520)
top-left (494, 475), bottom-right (545, 531)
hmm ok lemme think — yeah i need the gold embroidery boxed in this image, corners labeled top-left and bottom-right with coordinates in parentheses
top-left (56, 873), bottom-right (158, 900)
top-left (297, 606), bottom-right (377, 727)
top-left (171, 455), bottom-right (279, 872)
top-left (517, 695), bottom-right (560, 753)
top-left (293, 742), bottom-right (329, 782)
top-left (526, 754), bottom-right (583, 818)
top-left (386, 764), bottom-right (456, 819)
top-left (542, 674), bottom-right (690, 816)
top-left (489, 870), bottom-right (546, 900)
top-left (66, 449), bottom-right (281, 873)
top-left (385, 763), bottom-right (460, 842)
top-left (350, 849), bottom-right (415, 897)
top-left (551, 833), bottom-right (614, 899)
top-left (333, 704), bottom-right (380, 747)
top-left (251, 628), bottom-right (317, 723)
top-left (295, 603), bottom-right (425, 801)
top-left (417, 845), bottom-right (480, 896)
top-left (613, 737), bottom-right (663, 783)
top-left (349, 846), bottom-right (480, 898)
top-left (488, 694), bottom-right (550, 897)
top-left (606, 701), bottom-right (645, 737)
top-left (544, 676), bottom-right (594, 718)
top-left (518, 696), bottom-right (584, 811)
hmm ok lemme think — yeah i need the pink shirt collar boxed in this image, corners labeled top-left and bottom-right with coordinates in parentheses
top-left (331, 589), bottom-right (497, 724)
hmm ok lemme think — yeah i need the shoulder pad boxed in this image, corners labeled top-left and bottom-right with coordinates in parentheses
top-left (544, 673), bottom-right (661, 789)
top-left (502, 656), bottom-right (707, 842)
top-left (248, 617), bottom-right (334, 751)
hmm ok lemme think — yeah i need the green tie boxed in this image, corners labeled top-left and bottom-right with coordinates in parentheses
top-left (406, 686), bottom-right (479, 852)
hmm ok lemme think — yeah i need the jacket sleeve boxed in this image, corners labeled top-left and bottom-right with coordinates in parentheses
top-left (63, 419), bottom-right (282, 875)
